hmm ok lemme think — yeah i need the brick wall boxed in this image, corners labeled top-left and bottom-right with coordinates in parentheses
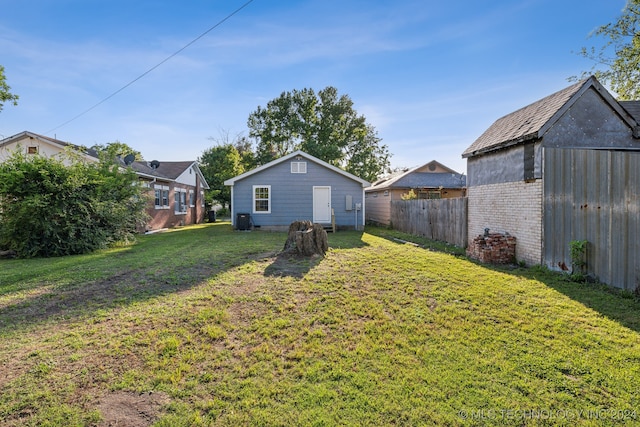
top-left (467, 180), bottom-right (542, 265)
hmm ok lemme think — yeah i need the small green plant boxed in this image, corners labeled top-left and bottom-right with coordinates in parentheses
top-left (400, 189), bottom-right (417, 200)
top-left (569, 239), bottom-right (588, 281)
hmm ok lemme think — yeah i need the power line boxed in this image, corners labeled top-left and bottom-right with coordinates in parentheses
top-left (44, 0), bottom-right (254, 135)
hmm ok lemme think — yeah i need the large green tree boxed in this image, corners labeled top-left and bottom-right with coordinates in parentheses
top-left (0, 65), bottom-right (19, 112)
top-left (247, 87), bottom-right (390, 182)
top-left (199, 131), bottom-right (257, 209)
top-left (577, 0), bottom-right (640, 99)
top-left (91, 141), bottom-right (143, 162)
top-left (0, 150), bottom-right (148, 257)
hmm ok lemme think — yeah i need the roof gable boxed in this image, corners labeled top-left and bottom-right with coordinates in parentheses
top-left (131, 160), bottom-right (210, 189)
top-left (414, 160), bottom-right (458, 174)
top-left (462, 76), bottom-right (640, 158)
top-left (369, 160), bottom-right (464, 190)
top-left (224, 150), bottom-right (370, 187)
top-left (0, 131), bottom-right (99, 160)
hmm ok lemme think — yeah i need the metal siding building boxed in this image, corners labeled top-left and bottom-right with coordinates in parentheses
top-left (463, 77), bottom-right (640, 291)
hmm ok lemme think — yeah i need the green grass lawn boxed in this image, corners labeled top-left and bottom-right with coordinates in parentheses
top-left (0, 223), bottom-right (639, 426)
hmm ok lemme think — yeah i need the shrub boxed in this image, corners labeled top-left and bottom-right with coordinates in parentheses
top-left (0, 150), bottom-right (148, 257)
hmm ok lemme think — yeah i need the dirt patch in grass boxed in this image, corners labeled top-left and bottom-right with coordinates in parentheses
top-left (96, 391), bottom-right (170, 427)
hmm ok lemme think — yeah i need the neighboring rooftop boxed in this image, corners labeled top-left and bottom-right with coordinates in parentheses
top-left (620, 100), bottom-right (640, 123)
top-left (129, 160), bottom-right (196, 180)
top-left (369, 160), bottom-right (465, 190)
top-left (0, 131), bottom-right (100, 159)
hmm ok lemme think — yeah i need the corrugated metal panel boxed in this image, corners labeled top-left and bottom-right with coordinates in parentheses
top-left (543, 148), bottom-right (640, 291)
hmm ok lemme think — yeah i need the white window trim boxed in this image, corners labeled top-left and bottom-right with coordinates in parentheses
top-left (154, 184), bottom-right (170, 209)
top-left (189, 189), bottom-right (195, 207)
top-left (252, 185), bottom-right (271, 214)
top-left (291, 161), bottom-right (307, 174)
top-left (174, 187), bottom-right (188, 215)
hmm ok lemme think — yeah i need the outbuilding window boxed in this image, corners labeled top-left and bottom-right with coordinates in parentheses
top-left (291, 161), bottom-right (307, 173)
top-left (253, 185), bottom-right (271, 213)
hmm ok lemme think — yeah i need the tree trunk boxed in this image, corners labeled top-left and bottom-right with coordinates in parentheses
top-left (283, 220), bottom-right (328, 256)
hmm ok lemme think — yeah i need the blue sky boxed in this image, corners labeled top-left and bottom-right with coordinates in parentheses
top-left (0, 0), bottom-right (625, 175)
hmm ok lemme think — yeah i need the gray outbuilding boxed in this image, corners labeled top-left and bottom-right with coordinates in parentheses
top-left (462, 76), bottom-right (640, 290)
top-left (224, 150), bottom-right (370, 231)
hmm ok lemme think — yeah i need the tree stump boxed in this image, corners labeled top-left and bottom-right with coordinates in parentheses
top-left (283, 220), bottom-right (329, 256)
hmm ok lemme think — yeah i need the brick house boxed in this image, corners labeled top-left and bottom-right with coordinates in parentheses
top-left (462, 76), bottom-right (640, 290)
top-left (0, 131), bottom-right (210, 233)
top-left (129, 160), bottom-right (210, 232)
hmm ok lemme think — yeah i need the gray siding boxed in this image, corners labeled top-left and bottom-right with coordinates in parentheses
top-left (543, 148), bottom-right (640, 291)
top-left (467, 142), bottom-right (542, 186)
top-left (232, 159), bottom-right (365, 229)
top-left (543, 89), bottom-right (637, 149)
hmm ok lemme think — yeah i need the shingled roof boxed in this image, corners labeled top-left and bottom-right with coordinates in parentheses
top-left (462, 76), bottom-right (639, 158)
top-left (620, 101), bottom-right (640, 123)
top-left (369, 161), bottom-right (466, 190)
top-left (0, 131), bottom-right (100, 159)
top-left (130, 160), bottom-right (194, 180)
top-left (130, 160), bottom-right (210, 189)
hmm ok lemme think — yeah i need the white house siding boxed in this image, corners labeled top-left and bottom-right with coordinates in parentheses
top-left (467, 180), bottom-right (543, 266)
top-left (0, 134), bottom-right (97, 166)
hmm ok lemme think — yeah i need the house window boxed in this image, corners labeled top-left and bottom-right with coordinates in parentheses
top-left (200, 191), bottom-right (205, 207)
top-left (154, 185), bottom-right (170, 209)
top-left (27, 146), bottom-right (38, 154)
top-left (383, 190), bottom-right (389, 197)
top-left (291, 161), bottom-right (307, 174)
top-left (253, 185), bottom-right (271, 213)
top-left (189, 190), bottom-right (195, 207)
top-left (175, 188), bottom-right (187, 214)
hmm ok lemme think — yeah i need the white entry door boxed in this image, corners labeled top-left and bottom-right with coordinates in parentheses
top-left (313, 186), bottom-right (331, 223)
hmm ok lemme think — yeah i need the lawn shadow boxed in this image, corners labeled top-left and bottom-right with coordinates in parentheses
top-left (479, 262), bottom-right (640, 334)
top-left (263, 252), bottom-right (323, 278)
top-left (367, 226), bottom-right (640, 334)
top-left (326, 230), bottom-right (369, 250)
top-left (0, 223), bottom-right (284, 333)
top-left (365, 226), bottom-right (466, 256)
top-left (263, 230), bottom-right (368, 278)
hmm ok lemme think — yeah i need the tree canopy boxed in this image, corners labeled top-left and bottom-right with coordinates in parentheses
top-left (247, 86), bottom-right (390, 182)
top-left (0, 65), bottom-right (19, 112)
top-left (198, 131), bottom-right (254, 209)
top-left (91, 141), bottom-right (143, 162)
top-left (577, 0), bottom-right (640, 99)
top-left (199, 143), bottom-right (243, 209)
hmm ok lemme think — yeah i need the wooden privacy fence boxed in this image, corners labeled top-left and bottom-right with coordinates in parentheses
top-left (390, 198), bottom-right (468, 248)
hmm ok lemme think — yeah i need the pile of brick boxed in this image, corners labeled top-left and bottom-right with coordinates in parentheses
top-left (467, 232), bottom-right (516, 264)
